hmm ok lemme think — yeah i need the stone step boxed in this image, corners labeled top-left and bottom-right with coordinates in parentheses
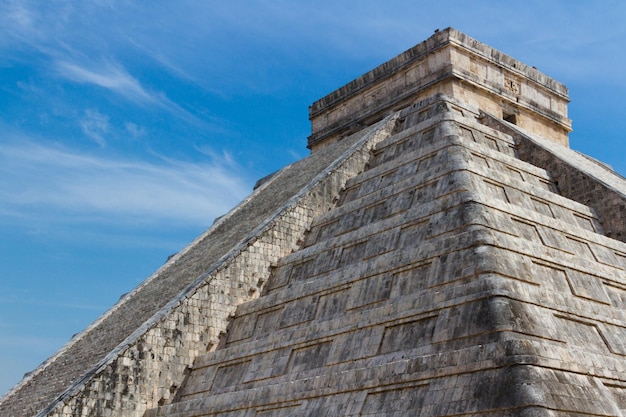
top-left (310, 142), bottom-right (601, 251)
top-left (239, 241), bottom-right (626, 331)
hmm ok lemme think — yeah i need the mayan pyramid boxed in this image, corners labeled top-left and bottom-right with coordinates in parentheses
top-left (2, 27), bottom-right (626, 417)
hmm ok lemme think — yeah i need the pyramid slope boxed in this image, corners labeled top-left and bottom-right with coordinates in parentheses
top-left (146, 96), bottom-right (626, 416)
top-left (0, 115), bottom-right (398, 417)
top-left (4, 28), bottom-right (626, 417)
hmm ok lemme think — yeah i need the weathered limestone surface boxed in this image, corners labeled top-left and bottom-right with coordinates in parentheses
top-left (145, 96), bottom-right (626, 416)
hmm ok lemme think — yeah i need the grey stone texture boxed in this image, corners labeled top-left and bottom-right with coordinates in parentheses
top-left (3, 28), bottom-right (626, 416)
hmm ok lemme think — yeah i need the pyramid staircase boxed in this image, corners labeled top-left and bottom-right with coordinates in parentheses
top-left (145, 96), bottom-right (626, 416)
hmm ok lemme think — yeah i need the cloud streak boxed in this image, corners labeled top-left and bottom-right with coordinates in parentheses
top-left (56, 60), bottom-right (162, 105)
top-left (80, 109), bottom-right (109, 146)
top-left (0, 139), bottom-right (251, 227)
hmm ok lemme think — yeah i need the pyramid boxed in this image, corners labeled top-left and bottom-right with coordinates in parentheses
top-left (2, 27), bottom-right (626, 417)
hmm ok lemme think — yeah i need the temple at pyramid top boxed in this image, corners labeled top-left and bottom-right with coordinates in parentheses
top-left (308, 27), bottom-right (571, 151)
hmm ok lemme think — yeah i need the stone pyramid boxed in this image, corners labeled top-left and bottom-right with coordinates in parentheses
top-left (2, 28), bottom-right (626, 417)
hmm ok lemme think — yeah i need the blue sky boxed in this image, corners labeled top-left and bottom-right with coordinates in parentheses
top-left (1, 0), bottom-right (625, 395)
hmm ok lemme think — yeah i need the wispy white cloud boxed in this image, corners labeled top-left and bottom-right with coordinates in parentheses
top-left (56, 60), bottom-right (160, 105)
top-left (55, 56), bottom-right (222, 130)
top-left (0, 1), bottom-right (38, 45)
top-left (124, 122), bottom-right (145, 139)
top-left (3, 1), bottom-right (34, 30)
top-left (0, 1), bottom-right (75, 54)
top-left (0, 2), bottom-right (211, 122)
top-left (0, 139), bottom-right (251, 226)
top-left (80, 109), bottom-right (109, 146)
